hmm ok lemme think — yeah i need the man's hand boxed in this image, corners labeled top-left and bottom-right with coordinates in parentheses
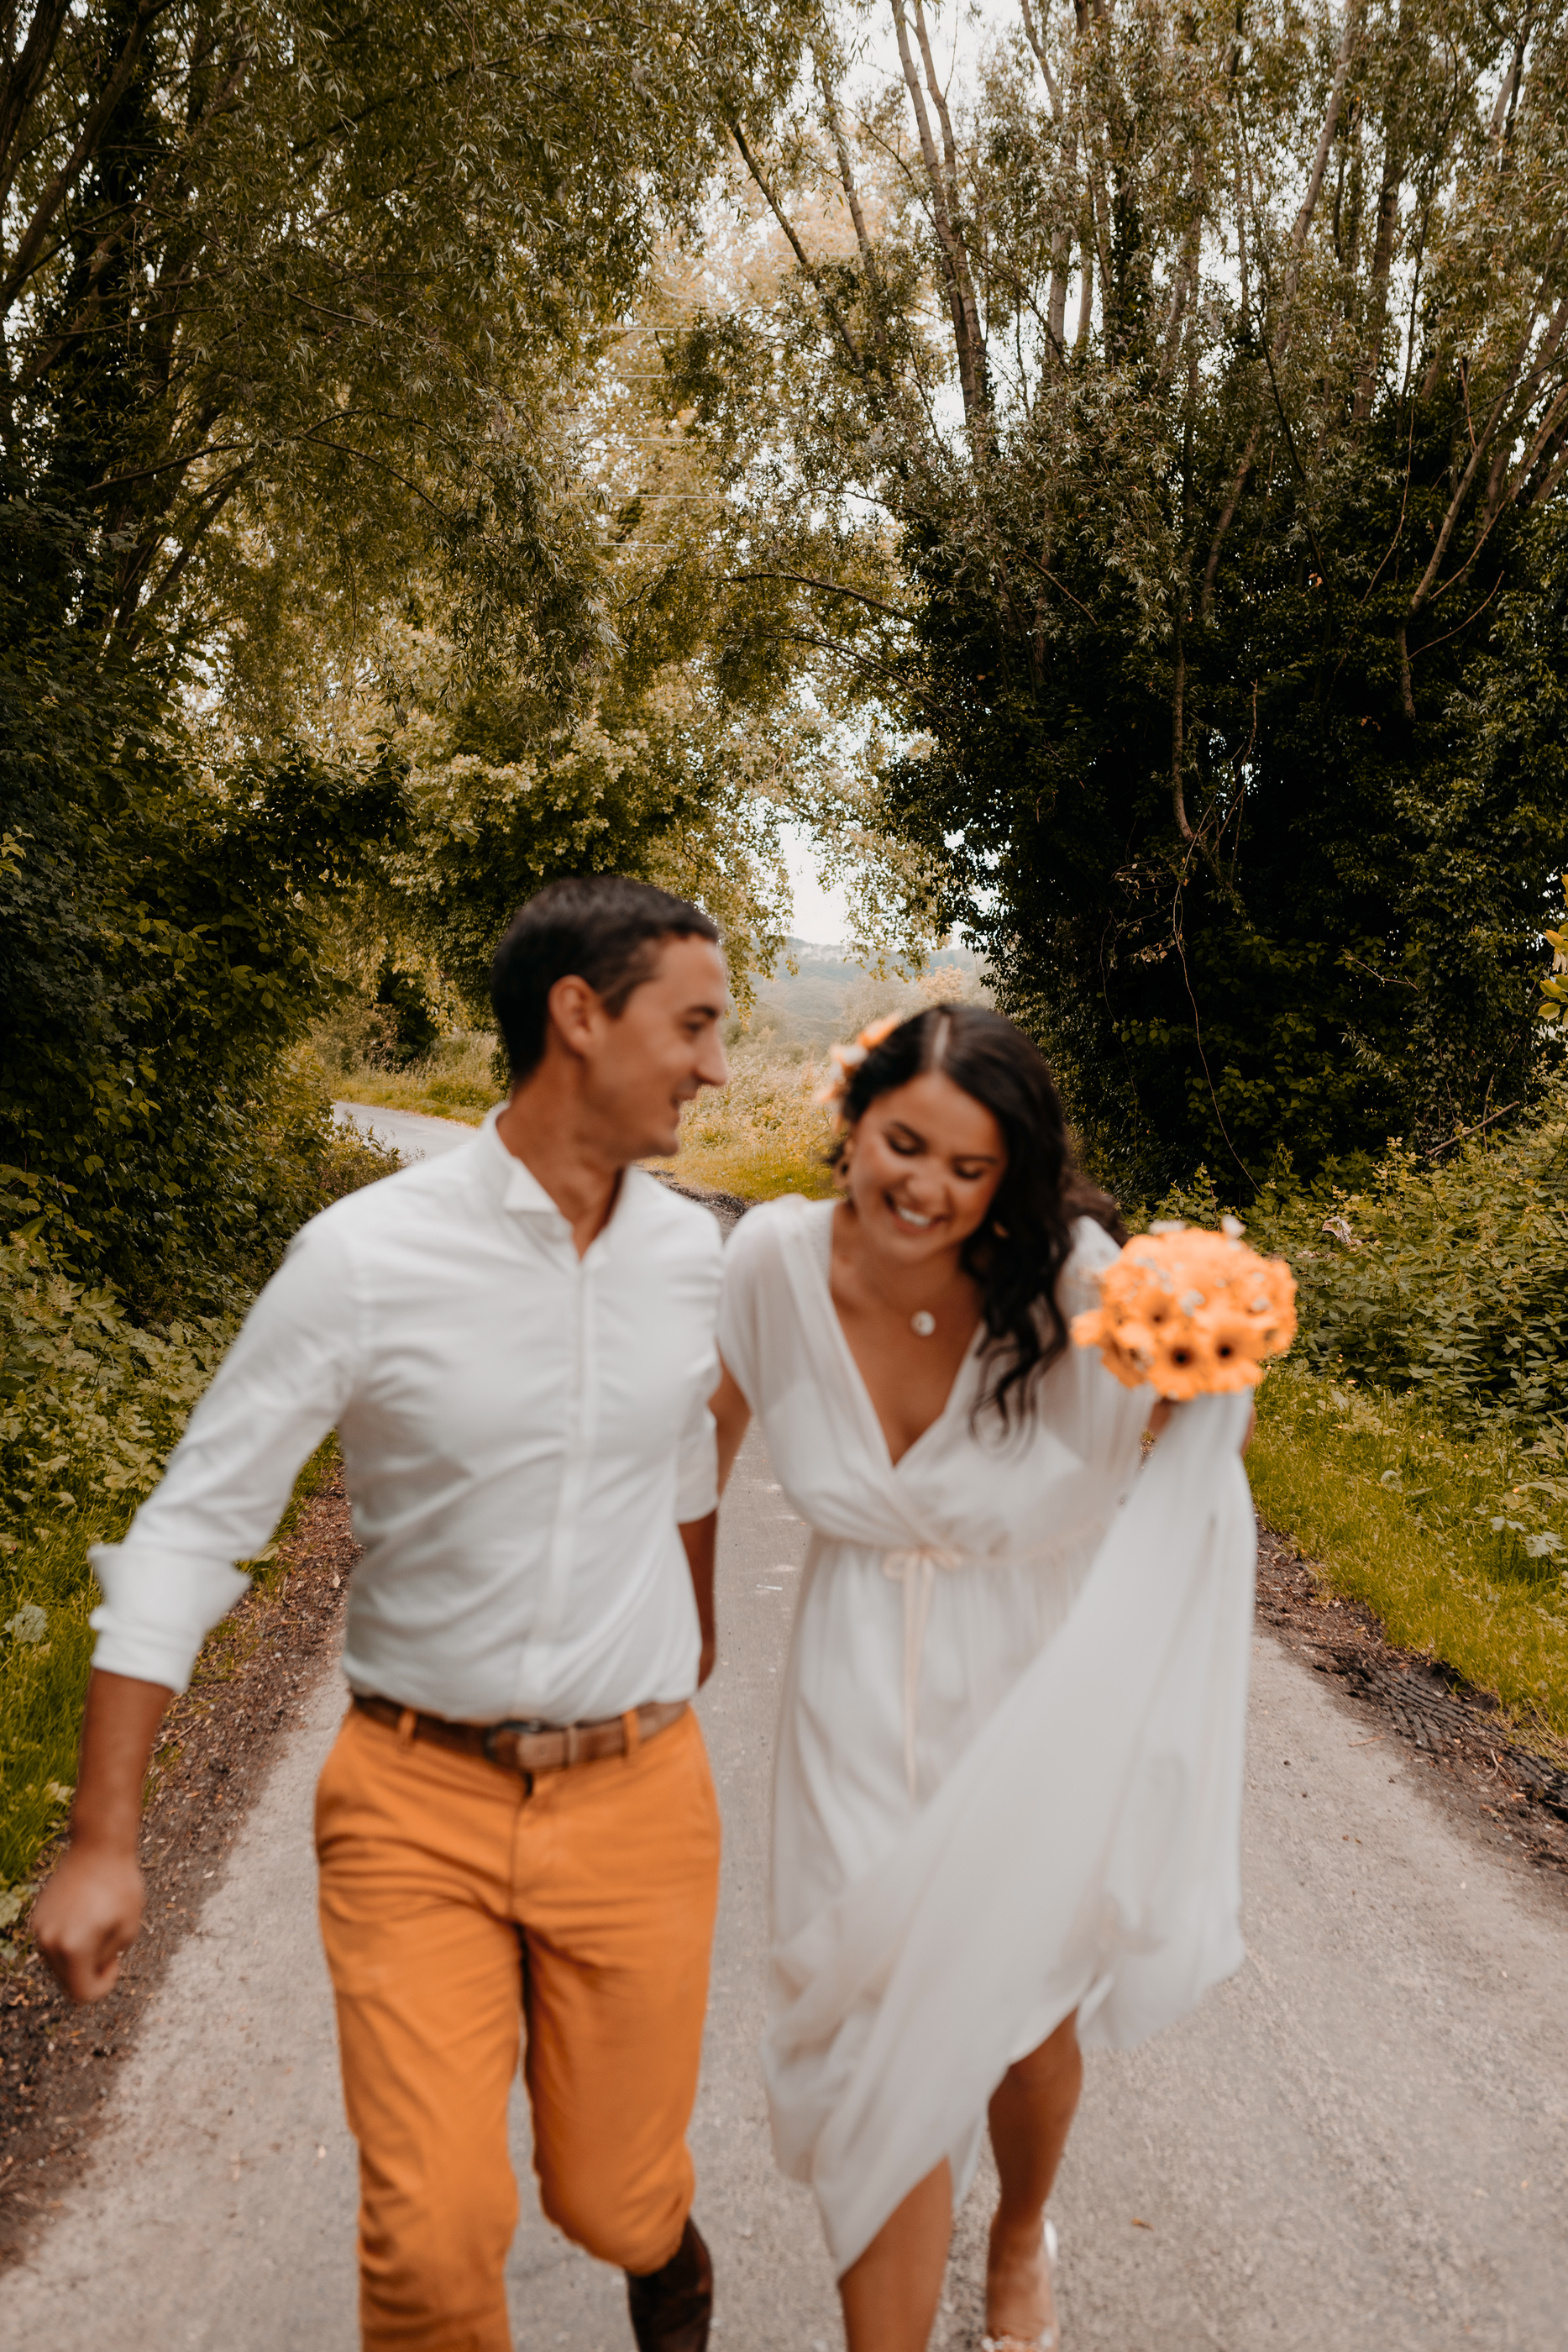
top-left (31, 1842), bottom-right (146, 2003)
top-left (31, 1670), bottom-right (171, 2004)
top-left (679, 1512), bottom-right (717, 1688)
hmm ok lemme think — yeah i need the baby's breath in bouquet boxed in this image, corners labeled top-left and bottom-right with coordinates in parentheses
top-left (1071, 1219), bottom-right (1298, 1401)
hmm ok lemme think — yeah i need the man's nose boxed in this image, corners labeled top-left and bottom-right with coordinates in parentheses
top-left (697, 1032), bottom-right (730, 1088)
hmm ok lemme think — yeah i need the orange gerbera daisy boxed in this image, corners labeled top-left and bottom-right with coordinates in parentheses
top-left (1074, 1223), bottom-right (1296, 1399)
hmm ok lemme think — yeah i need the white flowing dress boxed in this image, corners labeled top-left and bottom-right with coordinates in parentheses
top-left (717, 1195), bottom-right (1256, 2276)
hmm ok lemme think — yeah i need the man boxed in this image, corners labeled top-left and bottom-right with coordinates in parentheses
top-left (34, 876), bottom-right (732, 2352)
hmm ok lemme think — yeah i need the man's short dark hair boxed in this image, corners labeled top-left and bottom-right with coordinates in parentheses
top-left (490, 876), bottom-right (721, 1081)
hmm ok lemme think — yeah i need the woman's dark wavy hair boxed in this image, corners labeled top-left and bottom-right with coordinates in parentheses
top-left (831, 1005), bottom-right (1124, 1429)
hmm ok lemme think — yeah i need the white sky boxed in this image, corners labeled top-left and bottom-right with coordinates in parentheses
top-left (784, 822), bottom-right (852, 942)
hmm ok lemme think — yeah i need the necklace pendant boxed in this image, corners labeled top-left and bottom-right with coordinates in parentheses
top-left (910, 1310), bottom-right (936, 1337)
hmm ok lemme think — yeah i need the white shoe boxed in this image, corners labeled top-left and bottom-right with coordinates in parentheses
top-left (981, 2218), bottom-right (1060, 2351)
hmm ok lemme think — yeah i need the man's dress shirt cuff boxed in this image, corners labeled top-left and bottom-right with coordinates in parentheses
top-left (675, 1411), bottom-right (719, 1523)
top-left (88, 1543), bottom-right (253, 1694)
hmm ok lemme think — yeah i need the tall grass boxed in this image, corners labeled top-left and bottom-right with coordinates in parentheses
top-left (327, 1028), bottom-right (845, 1200)
top-left (1250, 1362), bottom-right (1568, 1753)
top-left (652, 1050), bottom-right (840, 1200)
top-left (314, 1028), bottom-right (498, 1126)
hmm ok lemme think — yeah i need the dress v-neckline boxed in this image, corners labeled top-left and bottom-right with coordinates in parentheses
top-left (801, 1199), bottom-right (983, 1475)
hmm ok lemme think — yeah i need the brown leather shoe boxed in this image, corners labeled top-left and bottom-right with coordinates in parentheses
top-left (626, 2215), bottom-right (712, 2352)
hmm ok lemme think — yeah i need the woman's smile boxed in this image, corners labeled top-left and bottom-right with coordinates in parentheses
top-left (889, 1196), bottom-right (939, 1231)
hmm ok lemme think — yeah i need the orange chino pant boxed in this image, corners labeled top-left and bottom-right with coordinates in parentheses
top-left (315, 1702), bottom-right (721, 2352)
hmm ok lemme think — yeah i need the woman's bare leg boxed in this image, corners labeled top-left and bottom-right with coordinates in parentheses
top-left (984, 2009), bottom-right (1082, 2342)
top-left (838, 2157), bottom-right (953, 2352)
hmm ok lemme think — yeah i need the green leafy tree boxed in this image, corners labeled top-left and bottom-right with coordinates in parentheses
top-left (0, 0), bottom-right (811, 1288)
top-left (691, 0), bottom-right (1568, 1189)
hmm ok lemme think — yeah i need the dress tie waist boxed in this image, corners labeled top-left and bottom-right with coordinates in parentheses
top-left (880, 1546), bottom-right (966, 1796)
top-left (879, 1519), bottom-right (1109, 1797)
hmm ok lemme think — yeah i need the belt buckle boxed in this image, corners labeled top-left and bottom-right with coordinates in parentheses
top-left (482, 1717), bottom-right (553, 1767)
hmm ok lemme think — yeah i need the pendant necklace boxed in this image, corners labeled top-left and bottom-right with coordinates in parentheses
top-left (910, 1309), bottom-right (936, 1337)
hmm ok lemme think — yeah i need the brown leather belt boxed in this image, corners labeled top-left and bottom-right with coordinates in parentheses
top-left (352, 1691), bottom-right (687, 1785)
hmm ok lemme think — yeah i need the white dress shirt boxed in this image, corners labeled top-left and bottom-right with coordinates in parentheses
top-left (89, 1111), bottom-right (723, 1722)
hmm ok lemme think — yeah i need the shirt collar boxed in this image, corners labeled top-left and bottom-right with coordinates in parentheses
top-left (477, 1105), bottom-right (564, 1221)
top-left (476, 1103), bottom-right (642, 1251)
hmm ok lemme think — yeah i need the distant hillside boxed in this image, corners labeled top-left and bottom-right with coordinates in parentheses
top-left (741, 940), bottom-right (986, 1049)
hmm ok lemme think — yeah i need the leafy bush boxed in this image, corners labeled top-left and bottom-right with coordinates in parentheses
top-left (1147, 1080), bottom-right (1568, 1434)
top-left (374, 964), bottom-right (443, 1066)
top-left (0, 1231), bottom-right (231, 1530)
top-left (0, 1116), bottom-right (395, 1533)
top-left (0, 1121), bottom-right (396, 1906)
top-left (0, 565), bottom-right (406, 1306)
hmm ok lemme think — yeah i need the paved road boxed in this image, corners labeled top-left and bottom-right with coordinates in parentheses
top-left (332, 1100), bottom-right (477, 1163)
top-left (6, 1457), bottom-right (1567, 2345)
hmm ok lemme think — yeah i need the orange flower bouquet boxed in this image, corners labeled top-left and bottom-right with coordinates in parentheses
top-left (1070, 1220), bottom-right (1297, 1402)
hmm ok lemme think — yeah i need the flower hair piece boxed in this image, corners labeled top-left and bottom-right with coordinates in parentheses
top-left (816, 1013), bottom-right (905, 1121)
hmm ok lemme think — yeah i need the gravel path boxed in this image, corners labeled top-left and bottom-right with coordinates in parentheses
top-left (332, 1100), bottom-right (476, 1161)
top-left (5, 1439), bottom-right (1565, 2347)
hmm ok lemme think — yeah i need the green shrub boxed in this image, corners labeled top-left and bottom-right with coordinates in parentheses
top-left (0, 601), bottom-right (407, 1306)
top-left (1146, 1078), bottom-right (1568, 1434)
top-left (0, 1121), bottom-right (396, 1912)
top-left (374, 963), bottom-right (443, 1066)
top-left (0, 1220), bottom-right (231, 1529)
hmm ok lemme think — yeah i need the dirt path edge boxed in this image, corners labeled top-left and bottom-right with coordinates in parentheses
top-left (0, 1472), bottom-right (357, 2265)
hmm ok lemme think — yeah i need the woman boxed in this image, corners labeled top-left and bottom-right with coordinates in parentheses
top-left (711, 1006), bottom-right (1256, 2352)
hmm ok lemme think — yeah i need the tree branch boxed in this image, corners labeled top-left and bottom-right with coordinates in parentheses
top-left (722, 569), bottom-right (913, 620)
top-left (0, 0), bottom-right (174, 321)
top-left (725, 113), bottom-right (868, 381)
top-left (1202, 3), bottom-right (1363, 619)
top-left (1407, 230), bottom-right (1565, 621)
top-left (889, 0), bottom-right (987, 429)
top-left (816, 60), bottom-right (890, 366)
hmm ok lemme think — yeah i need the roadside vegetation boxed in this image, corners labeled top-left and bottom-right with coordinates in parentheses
top-left (1249, 1369), bottom-right (1568, 1751)
top-left (1153, 1084), bottom-right (1568, 1752)
top-left (0, 1125), bottom-right (394, 1914)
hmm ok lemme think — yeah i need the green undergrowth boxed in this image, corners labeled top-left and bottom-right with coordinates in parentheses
top-left (1149, 1078), bottom-right (1568, 1431)
top-left (321, 1027), bottom-right (498, 1126)
top-left (0, 1108), bottom-right (397, 1921)
top-left (1250, 1362), bottom-right (1568, 1756)
top-left (0, 1437), bottom-right (340, 1915)
top-left (1142, 1089), bottom-right (1568, 1751)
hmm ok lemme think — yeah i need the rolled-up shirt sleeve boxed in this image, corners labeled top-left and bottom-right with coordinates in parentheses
top-left (89, 1223), bottom-right (360, 1693)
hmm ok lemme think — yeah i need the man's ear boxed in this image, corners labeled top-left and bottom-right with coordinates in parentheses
top-left (544, 974), bottom-right (603, 1060)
